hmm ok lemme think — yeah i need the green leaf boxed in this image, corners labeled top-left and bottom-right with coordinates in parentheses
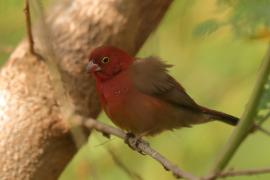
top-left (193, 19), bottom-right (220, 37)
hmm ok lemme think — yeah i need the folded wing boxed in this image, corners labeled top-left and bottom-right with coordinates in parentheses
top-left (130, 56), bottom-right (201, 111)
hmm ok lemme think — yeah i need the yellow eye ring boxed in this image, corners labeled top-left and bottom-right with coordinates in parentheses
top-left (101, 57), bottom-right (110, 64)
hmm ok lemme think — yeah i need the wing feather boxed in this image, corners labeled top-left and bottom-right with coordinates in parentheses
top-left (130, 56), bottom-right (200, 110)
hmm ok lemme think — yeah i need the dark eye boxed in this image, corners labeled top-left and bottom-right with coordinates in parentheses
top-left (101, 57), bottom-right (110, 64)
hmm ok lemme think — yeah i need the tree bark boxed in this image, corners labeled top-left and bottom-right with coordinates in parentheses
top-left (0, 0), bottom-right (172, 180)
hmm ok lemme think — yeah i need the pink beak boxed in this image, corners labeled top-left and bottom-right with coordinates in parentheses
top-left (86, 61), bottom-right (101, 73)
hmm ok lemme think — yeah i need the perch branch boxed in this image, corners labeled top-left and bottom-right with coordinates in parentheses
top-left (75, 118), bottom-right (198, 180)
top-left (77, 118), bottom-right (270, 180)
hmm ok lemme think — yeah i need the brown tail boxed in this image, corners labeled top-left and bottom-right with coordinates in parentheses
top-left (200, 106), bottom-right (239, 126)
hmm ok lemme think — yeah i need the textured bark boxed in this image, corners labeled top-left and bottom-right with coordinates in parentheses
top-left (0, 0), bottom-right (172, 179)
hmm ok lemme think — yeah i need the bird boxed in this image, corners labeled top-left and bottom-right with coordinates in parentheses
top-left (86, 46), bottom-right (239, 137)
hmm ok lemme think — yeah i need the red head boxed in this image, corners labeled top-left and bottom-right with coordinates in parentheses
top-left (87, 46), bottom-right (134, 81)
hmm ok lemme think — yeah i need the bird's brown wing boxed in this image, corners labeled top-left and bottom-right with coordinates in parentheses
top-left (130, 56), bottom-right (201, 111)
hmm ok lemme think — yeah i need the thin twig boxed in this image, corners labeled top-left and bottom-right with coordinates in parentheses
top-left (204, 167), bottom-right (270, 179)
top-left (254, 125), bottom-right (270, 136)
top-left (257, 111), bottom-right (270, 126)
top-left (24, 0), bottom-right (35, 55)
top-left (219, 167), bottom-right (270, 178)
top-left (78, 118), bottom-right (198, 180)
top-left (251, 111), bottom-right (270, 136)
top-left (106, 147), bottom-right (143, 180)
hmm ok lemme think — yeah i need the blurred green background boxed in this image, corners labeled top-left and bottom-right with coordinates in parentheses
top-left (1, 0), bottom-right (269, 179)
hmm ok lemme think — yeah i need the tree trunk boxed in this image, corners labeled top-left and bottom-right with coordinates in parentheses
top-left (0, 0), bottom-right (172, 180)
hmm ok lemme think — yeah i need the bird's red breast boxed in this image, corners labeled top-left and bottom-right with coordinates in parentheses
top-left (95, 69), bottom-right (203, 136)
top-left (95, 70), bottom-right (164, 135)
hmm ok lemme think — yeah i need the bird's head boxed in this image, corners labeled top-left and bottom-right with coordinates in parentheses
top-left (87, 46), bottom-right (134, 81)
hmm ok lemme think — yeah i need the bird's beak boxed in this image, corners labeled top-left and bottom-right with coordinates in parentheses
top-left (86, 61), bottom-right (101, 73)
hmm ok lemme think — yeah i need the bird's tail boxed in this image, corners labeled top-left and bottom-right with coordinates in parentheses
top-left (200, 106), bottom-right (239, 126)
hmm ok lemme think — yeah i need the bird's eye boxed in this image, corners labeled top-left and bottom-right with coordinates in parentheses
top-left (101, 57), bottom-right (110, 64)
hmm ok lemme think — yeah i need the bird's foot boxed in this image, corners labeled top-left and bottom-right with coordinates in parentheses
top-left (124, 132), bottom-right (148, 155)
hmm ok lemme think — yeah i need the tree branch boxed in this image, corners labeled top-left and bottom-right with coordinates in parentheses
top-left (76, 118), bottom-right (198, 180)
top-left (0, 0), bottom-right (173, 179)
top-left (209, 44), bottom-right (270, 176)
top-left (76, 118), bottom-right (270, 180)
top-left (7, 1), bottom-right (270, 179)
top-left (32, 0), bottom-right (88, 148)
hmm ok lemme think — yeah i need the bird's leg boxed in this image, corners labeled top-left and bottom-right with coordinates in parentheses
top-left (124, 132), bottom-right (139, 150)
top-left (124, 132), bottom-right (148, 155)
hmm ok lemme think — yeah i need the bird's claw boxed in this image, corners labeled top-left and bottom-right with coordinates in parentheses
top-left (124, 132), bottom-right (147, 155)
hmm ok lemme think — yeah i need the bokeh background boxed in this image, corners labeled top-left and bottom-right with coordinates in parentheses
top-left (1, 0), bottom-right (269, 179)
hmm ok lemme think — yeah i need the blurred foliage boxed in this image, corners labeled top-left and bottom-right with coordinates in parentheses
top-left (194, 0), bottom-right (270, 39)
top-left (193, 19), bottom-right (221, 37)
top-left (256, 75), bottom-right (270, 124)
top-left (1, 0), bottom-right (270, 180)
